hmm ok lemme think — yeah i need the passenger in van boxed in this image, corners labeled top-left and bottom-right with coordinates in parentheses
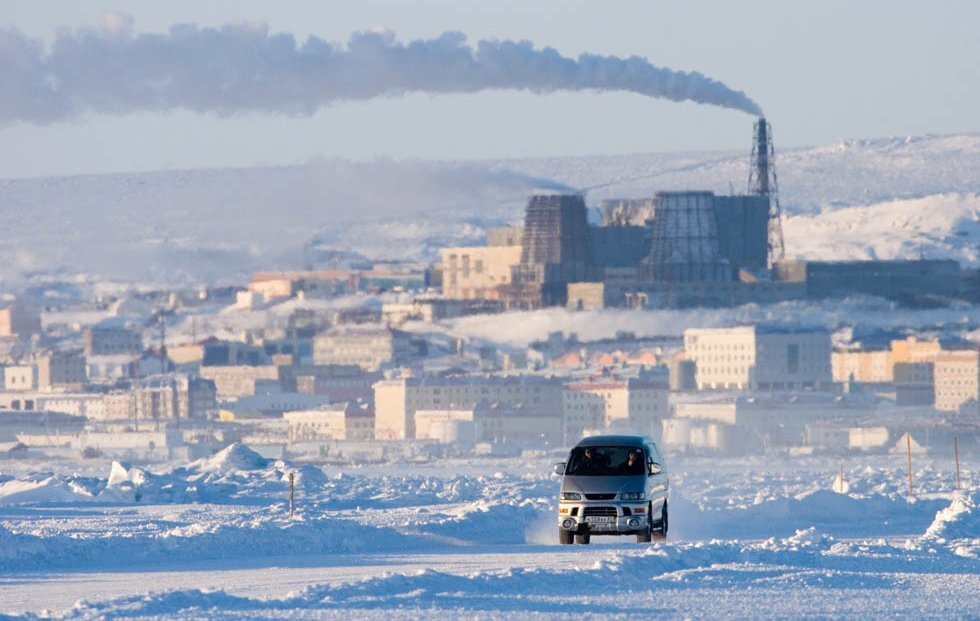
top-left (582, 447), bottom-right (610, 469)
top-left (618, 449), bottom-right (645, 475)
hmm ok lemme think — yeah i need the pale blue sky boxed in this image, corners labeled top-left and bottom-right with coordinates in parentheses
top-left (2, 0), bottom-right (978, 177)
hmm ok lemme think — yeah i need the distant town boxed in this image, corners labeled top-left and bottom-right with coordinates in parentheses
top-left (1, 120), bottom-right (977, 465)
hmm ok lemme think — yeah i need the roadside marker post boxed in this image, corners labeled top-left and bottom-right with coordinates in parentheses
top-left (954, 436), bottom-right (961, 491)
top-left (906, 432), bottom-right (913, 497)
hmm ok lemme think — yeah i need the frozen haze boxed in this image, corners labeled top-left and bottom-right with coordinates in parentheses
top-left (1, 131), bottom-right (978, 285)
top-left (0, 17), bottom-right (761, 126)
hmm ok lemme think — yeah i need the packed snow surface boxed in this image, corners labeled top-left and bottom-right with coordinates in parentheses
top-left (0, 449), bottom-right (977, 618)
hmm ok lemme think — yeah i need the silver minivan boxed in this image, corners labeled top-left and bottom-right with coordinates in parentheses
top-left (554, 435), bottom-right (669, 544)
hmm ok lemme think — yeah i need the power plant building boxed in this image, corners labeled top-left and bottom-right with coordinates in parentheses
top-left (503, 192), bottom-right (597, 308)
top-left (437, 118), bottom-right (974, 310)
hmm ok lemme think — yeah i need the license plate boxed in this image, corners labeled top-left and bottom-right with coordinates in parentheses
top-left (585, 516), bottom-right (615, 524)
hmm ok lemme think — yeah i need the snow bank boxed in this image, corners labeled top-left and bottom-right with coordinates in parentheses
top-left (53, 529), bottom-right (980, 619)
top-left (925, 491), bottom-right (978, 541)
top-left (671, 488), bottom-right (948, 540)
top-left (189, 443), bottom-right (268, 474)
top-left (922, 491), bottom-right (980, 558)
top-left (0, 474), bottom-right (100, 505)
top-left (414, 499), bottom-right (549, 545)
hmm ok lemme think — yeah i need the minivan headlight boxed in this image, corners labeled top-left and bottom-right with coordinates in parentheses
top-left (620, 492), bottom-right (645, 501)
top-left (560, 492), bottom-right (582, 501)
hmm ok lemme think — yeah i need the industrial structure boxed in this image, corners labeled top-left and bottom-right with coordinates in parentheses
top-left (440, 117), bottom-right (976, 310)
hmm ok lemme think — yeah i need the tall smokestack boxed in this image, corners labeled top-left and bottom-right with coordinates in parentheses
top-left (747, 117), bottom-right (785, 265)
top-left (750, 117), bottom-right (770, 195)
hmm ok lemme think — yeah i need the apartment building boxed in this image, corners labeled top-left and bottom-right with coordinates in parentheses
top-left (414, 401), bottom-right (561, 444)
top-left (313, 326), bottom-right (416, 371)
top-left (684, 326), bottom-right (832, 390)
top-left (36, 351), bottom-right (87, 391)
top-left (84, 321), bottom-right (143, 356)
top-left (934, 349), bottom-right (979, 413)
top-left (831, 337), bottom-right (942, 383)
top-left (374, 376), bottom-right (563, 440)
top-left (562, 377), bottom-right (669, 439)
top-left (441, 246), bottom-right (522, 300)
top-left (284, 402), bottom-right (375, 441)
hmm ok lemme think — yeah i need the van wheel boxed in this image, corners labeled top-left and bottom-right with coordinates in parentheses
top-left (559, 529), bottom-right (574, 545)
top-left (637, 503), bottom-right (653, 543)
top-left (654, 501), bottom-right (668, 540)
top-left (575, 534), bottom-right (591, 544)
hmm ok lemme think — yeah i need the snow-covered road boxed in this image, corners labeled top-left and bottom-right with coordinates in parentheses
top-left (1, 445), bottom-right (977, 619)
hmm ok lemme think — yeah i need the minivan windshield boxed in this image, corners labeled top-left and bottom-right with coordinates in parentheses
top-left (565, 446), bottom-right (645, 476)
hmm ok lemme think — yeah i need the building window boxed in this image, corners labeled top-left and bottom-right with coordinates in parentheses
top-left (787, 344), bottom-right (800, 374)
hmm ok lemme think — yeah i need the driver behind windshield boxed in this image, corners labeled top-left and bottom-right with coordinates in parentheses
top-left (619, 449), bottom-right (645, 475)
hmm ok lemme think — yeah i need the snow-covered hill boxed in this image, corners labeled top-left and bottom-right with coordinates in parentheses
top-left (1, 132), bottom-right (978, 285)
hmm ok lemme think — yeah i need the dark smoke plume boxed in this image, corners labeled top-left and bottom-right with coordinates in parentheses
top-left (0, 16), bottom-right (763, 125)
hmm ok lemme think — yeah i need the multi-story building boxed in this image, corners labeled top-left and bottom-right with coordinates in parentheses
top-left (0, 303), bottom-right (41, 337)
top-left (562, 376), bottom-right (669, 440)
top-left (414, 401), bottom-right (561, 444)
top-left (101, 375), bottom-right (217, 420)
top-left (933, 349), bottom-right (979, 414)
top-left (199, 365), bottom-right (280, 399)
top-left (36, 351), bottom-right (87, 391)
top-left (441, 246), bottom-right (522, 300)
top-left (1, 365), bottom-right (35, 391)
top-left (284, 402), bottom-right (375, 441)
top-left (832, 337), bottom-right (943, 384)
top-left (84, 321), bottom-right (143, 356)
top-left (374, 376), bottom-right (564, 440)
top-left (313, 326), bottom-right (416, 371)
top-left (0, 391), bottom-right (104, 417)
top-left (832, 350), bottom-right (894, 383)
top-left (684, 326), bottom-right (832, 391)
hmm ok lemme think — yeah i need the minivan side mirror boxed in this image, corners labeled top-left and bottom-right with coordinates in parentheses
top-left (553, 462), bottom-right (566, 475)
top-left (648, 462), bottom-right (662, 475)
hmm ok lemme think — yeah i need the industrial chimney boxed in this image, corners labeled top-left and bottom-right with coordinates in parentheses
top-left (747, 117), bottom-right (785, 264)
top-left (750, 117), bottom-right (770, 195)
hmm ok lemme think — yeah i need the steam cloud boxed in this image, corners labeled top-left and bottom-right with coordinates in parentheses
top-left (0, 16), bottom-right (763, 125)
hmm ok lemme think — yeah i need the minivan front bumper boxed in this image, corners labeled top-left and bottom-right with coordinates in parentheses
top-left (557, 502), bottom-right (648, 534)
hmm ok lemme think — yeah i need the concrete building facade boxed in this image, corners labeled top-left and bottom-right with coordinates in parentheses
top-left (284, 402), bottom-right (375, 441)
top-left (934, 350), bottom-right (979, 413)
top-left (441, 245), bottom-right (522, 300)
top-left (562, 377), bottom-right (669, 440)
top-left (684, 326), bottom-right (832, 391)
top-left (414, 402), bottom-right (561, 445)
top-left (199, 365), bottom-right (280, 399)
top-left (84, 322), bottom-right (143, 356)
top-left (313, 326), bottom-right (415, 371)
top-left (0, 303), bottom-right (41, 337)
top-left (373, 376), bottom-right (563, 440)
top-left (36, 351), bottom-right (87, 391)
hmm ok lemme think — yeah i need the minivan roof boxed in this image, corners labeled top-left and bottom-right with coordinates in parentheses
top-left (574, 435), bottom-right (652, 448)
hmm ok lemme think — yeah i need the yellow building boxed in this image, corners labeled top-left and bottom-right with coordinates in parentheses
top-left (832, 350), bottom-right (894, 383)
top-left (832, 337), bottom-right (944, 384)
top-left (441, 246), bottom-right (522, 300)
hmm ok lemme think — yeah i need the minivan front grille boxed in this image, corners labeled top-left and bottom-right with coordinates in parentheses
top-left (583, 506), bottom-right (618, 517)
top-left (584, 493), bottom-right (616, 501)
